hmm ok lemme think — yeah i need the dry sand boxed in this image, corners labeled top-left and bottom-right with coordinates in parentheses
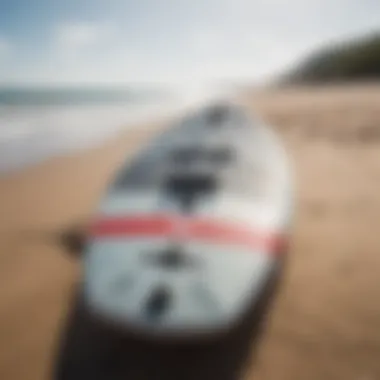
top-left (1, 84), bottom-right (380, 380)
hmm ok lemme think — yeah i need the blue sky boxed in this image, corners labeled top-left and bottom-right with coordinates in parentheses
top-left (0, 0), bottom-right (379, 86)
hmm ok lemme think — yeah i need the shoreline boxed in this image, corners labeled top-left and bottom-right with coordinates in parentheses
top-left (0, 103), bottom-right (177, 176)
top-left (0, 86), bottom-right (233, 175)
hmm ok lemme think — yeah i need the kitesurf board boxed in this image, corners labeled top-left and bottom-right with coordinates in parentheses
top-left (54, 102), bottom-right (293, 380)
top-left (81, 102), bottom-right (293, 339)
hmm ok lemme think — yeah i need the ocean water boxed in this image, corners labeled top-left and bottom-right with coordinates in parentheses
top-left (0, 86), bottom-right (220, 174)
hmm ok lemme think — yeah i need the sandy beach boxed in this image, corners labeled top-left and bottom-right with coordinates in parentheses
top-left (1, 84), bottom-right (380, 380)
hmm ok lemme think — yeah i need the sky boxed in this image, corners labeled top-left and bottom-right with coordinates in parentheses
top-left (0, 0), bottom-right (379, 87)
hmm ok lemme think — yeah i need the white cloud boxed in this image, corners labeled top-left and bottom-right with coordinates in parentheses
top-left (55, 22), bottom-right (104, 51)
top-left (50, 20), bottom-right (116, 69)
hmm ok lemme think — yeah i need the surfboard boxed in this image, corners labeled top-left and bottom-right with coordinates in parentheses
top-left (82, 102), bottom-right (293, 339)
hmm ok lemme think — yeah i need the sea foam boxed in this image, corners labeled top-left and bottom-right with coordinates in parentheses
top-left (0, 85), bottom-right (227, 174)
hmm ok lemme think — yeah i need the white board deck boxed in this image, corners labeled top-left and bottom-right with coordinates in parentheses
top-left (83, 103), bottom-right (293, 337)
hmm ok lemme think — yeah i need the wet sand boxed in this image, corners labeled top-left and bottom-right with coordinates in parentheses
top-left (1, 84), bottom-right (380, 380)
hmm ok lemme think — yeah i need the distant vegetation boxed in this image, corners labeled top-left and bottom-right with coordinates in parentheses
top-left (283, 32), bottom-right (380, 84)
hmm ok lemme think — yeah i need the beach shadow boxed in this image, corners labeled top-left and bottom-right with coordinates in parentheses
top-left (52, 262), bottom-right (284, 380)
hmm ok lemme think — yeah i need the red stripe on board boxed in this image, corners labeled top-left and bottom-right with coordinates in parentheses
top-left (189, 219), bottom-right (268, 251)
top-left (90, 214), bottom-right (285, 255)
top-left (90, 215), bottom-right (175, 237)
